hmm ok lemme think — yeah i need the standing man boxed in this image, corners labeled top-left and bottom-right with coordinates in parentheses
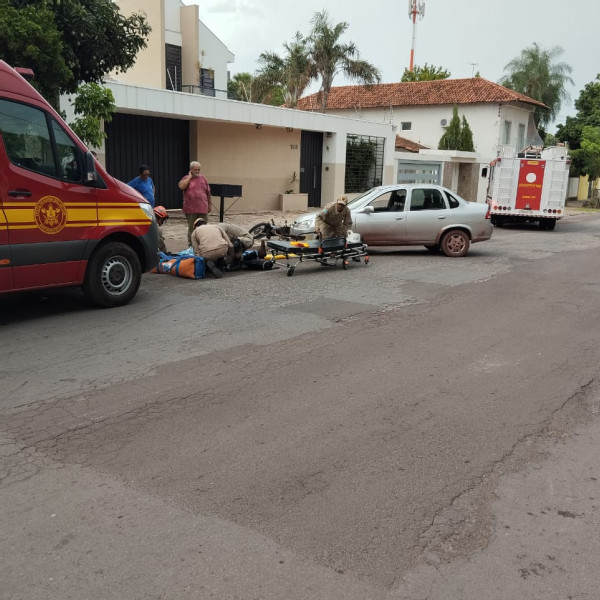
top-left (127, 164), bottom-right (155, 207)
top-left (315, 195), bottom-right (353, 239)
top-left (179, 161), bottom-right (212, 247)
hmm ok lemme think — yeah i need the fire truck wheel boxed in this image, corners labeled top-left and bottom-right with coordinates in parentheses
top-left (539, 218), bottom-right (556, 231)
top-left (441, 229), bottom-right (470, 257)
top-left (83, 242), bottom-right (142, 307)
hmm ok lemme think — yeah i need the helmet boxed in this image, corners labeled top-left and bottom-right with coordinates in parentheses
top-left (153, 206), bottom-right (168, 219)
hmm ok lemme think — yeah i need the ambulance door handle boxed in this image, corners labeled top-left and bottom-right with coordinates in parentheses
top-left (8, 189), bottom-right (32, 197)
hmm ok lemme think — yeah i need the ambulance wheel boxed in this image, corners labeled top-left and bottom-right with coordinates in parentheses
top-left (440, 229), bottom-right (470, 257)
top-left (83, 242), bottom-right (141, 307)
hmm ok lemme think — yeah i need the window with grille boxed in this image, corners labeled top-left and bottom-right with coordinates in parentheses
top-left (200, 68), bottom-right (215, 97)
top-left (165, 44), bottom-right (182, 91)
top-left (345, 134), bottom-right (384, 193)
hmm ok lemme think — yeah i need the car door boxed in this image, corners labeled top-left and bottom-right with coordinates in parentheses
top-left (405, 187), bottom-right (449, 243)
top-left (352, 188), bottom-right (407, 244)
top-left (0, 98), bottom-right (97, 290)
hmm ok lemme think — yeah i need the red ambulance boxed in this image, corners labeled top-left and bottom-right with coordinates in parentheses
top-left (0, 60), bottom-right (158, 307)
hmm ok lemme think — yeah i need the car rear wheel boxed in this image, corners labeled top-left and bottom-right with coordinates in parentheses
top-left (83, 242), bottom-right (141, 307)
top-left (440, 230), bottom-right (470, 257)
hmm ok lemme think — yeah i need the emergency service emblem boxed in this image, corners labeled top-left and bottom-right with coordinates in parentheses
top-left (34, 196), bottom-right (68, 234)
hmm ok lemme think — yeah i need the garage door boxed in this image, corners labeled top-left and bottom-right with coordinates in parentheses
top-left (397, 160), bottom-right (441, 185)
top-left (105, 114), bottom-right (189, 209)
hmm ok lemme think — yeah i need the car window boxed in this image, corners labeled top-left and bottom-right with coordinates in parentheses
top-left (445, 191), bottom-right (461, 209)
top-left (409, 188), bottom-right (447, 210)
top-left (0, 99), bottom-right (57, 177)
top-left (367, 190), bottom-right (407, 212)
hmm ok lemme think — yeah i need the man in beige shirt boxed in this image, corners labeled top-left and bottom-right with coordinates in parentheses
top-left (191, 218), bottom-right (232, 278)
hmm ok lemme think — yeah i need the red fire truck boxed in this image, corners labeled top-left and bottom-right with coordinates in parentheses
top-left (487, 146), bottom-right (570, 231)
top-left (0, 61), bottom-right (158, 306)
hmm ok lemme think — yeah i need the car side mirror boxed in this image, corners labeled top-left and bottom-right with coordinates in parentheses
top-left (359, 206), bottom-right (374, 214)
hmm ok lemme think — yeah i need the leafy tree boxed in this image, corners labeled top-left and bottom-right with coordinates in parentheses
top-left (438, 105), bottom-right (461, 150)
top-left (308, 10), bottom-right (381, 112)
top-left (556, 75), bottom-right (600, 176)
top-left (438, 105), bottom-right (475, 151)
top-left (572, 126), bottom-right (600, 205)
top-left (228, 72), bottom-right (254, 102)
top-left (0, 0), bottom-right (150, 108)
top-left (459, 115), bottom-right (475, 152)
top-left (500, 43), bottom-right (574, 129)
top-left (69, 83), bottom-right (115, 148)
top-left (254, 32), bottom-right (312, 107)
top-left (401, 63), bottom-right (450, 82)
top-left (0, 1), bottom-right (72, 102)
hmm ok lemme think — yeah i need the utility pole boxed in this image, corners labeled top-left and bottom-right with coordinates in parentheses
top-left (408, 0), bottom-right (425, 72)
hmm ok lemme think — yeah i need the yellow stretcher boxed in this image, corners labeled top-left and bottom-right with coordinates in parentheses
top-left (266, 237), bottom-right (369, 277)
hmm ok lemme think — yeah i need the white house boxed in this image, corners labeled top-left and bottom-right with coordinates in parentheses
top-left (297, 79), bottom-right (546, 203)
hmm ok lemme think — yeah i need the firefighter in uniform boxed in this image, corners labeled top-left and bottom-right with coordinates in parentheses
top-left (315, 195), bottom-right (353, 239)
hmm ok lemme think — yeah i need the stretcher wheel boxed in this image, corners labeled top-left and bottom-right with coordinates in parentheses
top-left (364, 256), bottom-right (370, 265)
top-left (343, 259), bottom-right (348, 270)
top-left (287, 266), bottom-right (295, 276)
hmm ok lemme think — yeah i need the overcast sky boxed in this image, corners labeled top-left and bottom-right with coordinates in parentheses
top-left (184, 0), bottom-right (598, 129)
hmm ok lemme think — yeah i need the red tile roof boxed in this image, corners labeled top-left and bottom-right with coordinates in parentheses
top-left (395, 136), bottom-right (429, 152)
top-left (297, 78), bottom-right (547, 111)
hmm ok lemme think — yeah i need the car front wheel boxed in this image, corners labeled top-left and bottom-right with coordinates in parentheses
top-left (440, 230), bottom-right (470, 257)
top-left (83, 242), bottom-right (142, 307)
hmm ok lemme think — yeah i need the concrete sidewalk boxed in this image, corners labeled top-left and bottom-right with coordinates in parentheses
top-left (161, 208), bottom-right (309, 253)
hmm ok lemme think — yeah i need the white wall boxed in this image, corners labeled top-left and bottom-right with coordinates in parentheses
top-left (198, 21), bottom-right (234, 99)
top-left (327, 102), bottom-right (537, 166)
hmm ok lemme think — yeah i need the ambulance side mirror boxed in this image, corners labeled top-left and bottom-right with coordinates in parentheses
top-left (84, 151), bottom-right (99, 185)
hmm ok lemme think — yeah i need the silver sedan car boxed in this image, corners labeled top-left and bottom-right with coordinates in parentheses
top-left (291, 184), bottom-right (493, 257)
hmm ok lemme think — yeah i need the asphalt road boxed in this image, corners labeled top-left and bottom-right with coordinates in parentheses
top-left (2, 213), bottom-right (600, 599)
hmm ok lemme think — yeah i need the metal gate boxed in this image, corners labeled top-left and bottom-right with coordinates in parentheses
top-left (105, 114), bottom-right (189, 209)
top-left (300, 131), bottom-right (323, 207)
top-left (397, 160), bottom-right (441, 185)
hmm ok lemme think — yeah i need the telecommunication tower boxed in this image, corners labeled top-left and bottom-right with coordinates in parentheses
top-left (408, 0), bottom-right (425, 72)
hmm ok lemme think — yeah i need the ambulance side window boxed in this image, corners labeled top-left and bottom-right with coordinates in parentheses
top-left (0, 99), bottom-right (57, 177)
top-left (51, 119), bottom-right (82, 183)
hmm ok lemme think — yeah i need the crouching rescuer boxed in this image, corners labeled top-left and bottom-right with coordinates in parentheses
top-left (315, 195), bottom-right (353, 239)
top-left (191, 218), bottom-right (232, 278)
top-left (217, 222), bottom-right (254, 271)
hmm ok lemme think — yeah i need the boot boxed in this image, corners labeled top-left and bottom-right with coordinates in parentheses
top-left (258, 239), bottom-right (267, 259)
top-left (206, 260), bottom-right (222, 278)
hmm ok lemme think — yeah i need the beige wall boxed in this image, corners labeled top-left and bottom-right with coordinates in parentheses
top-left (114, 0), bottom-right (165, 89)
top-left (195, 122), bottom-right (305, 212)
top-left (180, 4), bottom-right (200, 88)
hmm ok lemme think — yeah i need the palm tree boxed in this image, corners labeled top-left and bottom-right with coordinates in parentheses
top-left (228, 72), bottom-right (254, 102)
top-left (253, 32), bottom-right (312, 107)
top-left (308, 10), bottom-right (381, 112)
top-left (500, 43), bottom-right (574, 129)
